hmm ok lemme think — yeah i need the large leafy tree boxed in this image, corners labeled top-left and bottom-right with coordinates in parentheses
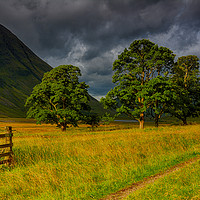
top-left (101, 39), bottom-right (175, 129)
top-left (145, 76), bottom-right (175, 127)
top-left (169, 55), bottom-right (200, 125)
top-left (25, 65), bottom-right (90, 131)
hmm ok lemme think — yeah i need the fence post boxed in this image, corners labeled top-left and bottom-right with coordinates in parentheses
top-left (5, 126), bottom-right (13, 165)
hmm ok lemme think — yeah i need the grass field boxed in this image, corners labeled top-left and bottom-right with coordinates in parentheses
top-left (125, 159), bottom-right (200, 200)
top-left (0, 119), bottom-right (199, 199)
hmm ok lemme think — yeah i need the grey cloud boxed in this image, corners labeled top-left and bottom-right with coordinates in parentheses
top-left (0, 0), bottom-right (200, 98)
top-left (81, 72), bottom-right (115, 99)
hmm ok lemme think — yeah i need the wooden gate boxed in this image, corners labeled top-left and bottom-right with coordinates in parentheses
top-left (0, 126), bottom-right (13, 165)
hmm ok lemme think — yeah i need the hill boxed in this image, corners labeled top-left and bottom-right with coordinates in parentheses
top-left (0, 24), bottom-right (52, 117)
top-left (0, 24), bottom-right (106, 117)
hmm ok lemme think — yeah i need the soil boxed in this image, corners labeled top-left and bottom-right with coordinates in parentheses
top-left (101, 156), bottom-right (200, 200)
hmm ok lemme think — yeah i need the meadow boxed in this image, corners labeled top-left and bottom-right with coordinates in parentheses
top-left (0, 119), bottom-right (199, 199)
top-left (125, 159), bottom-right (200, 200)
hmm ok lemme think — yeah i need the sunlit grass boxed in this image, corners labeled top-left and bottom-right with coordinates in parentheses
top-left (125, 160), bottom-right (200, 200)
top-left (0, 120), bottom-right (199, 199)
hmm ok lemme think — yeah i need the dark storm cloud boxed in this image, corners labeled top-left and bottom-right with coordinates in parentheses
top-left (0, 0), bottom-right (200, 99)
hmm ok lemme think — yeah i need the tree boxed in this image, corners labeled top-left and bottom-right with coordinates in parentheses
top-left (101, 112), bottom-right (115, 125)
top-left (101, 39), bottom-right (175, 129)
top-left (145, 76), bottom-right (175, 127)
top-left (25, 65), bottom-right (90, 131)
top-left (169, 55), bottom-right (200, 125)
top-left (83, 112), bottom-right (101, 130)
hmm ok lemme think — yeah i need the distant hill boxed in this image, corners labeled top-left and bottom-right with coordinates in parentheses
top-left (0, 24), bottom-right (105, 117)
top-left (0, 24), bottom-right (53, 117)
top-left (88, 95), bottom-right (109, 116)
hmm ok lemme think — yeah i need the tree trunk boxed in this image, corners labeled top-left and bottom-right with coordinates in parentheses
top-left (139, 113), bottom-right (144, 129)
top-left (184, 67), bottom-right (188, 89)
top-left (154, 99), bottom-right (160, 127)
top-left (155, 114), bottom-right (159, 127)
top-left (61, 125), bottom-right (67, 131)
top-left (140, 120), bottom-right (144, 129)
top-left (61, 122), bottom-right (67, 131)
top-left (182, 118), bottom-right (188, 125)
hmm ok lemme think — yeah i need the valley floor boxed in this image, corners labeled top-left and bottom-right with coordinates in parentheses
top-left (0, 119), bottom-right (199, 199)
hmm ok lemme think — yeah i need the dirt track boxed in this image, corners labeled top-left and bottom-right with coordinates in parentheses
top-left (101, 156), bottom-right (200, 200)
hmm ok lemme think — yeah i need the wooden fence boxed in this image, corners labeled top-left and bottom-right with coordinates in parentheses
top-left (0, 126), bottom-right (13, 165)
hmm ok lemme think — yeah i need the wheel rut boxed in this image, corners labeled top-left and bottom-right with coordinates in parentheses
top-left (101, 156), bottom-right (200, 200)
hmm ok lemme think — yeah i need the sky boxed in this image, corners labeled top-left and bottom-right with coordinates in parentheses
top-left (1, 0), bottom-right (200, 100)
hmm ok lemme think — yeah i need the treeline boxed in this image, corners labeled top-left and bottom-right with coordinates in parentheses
top-left (101, 39), bottom-right (200, 128)
top-left (25, 39), bottom-right (200, 130)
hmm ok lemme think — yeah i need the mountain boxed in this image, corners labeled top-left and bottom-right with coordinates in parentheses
top-left (0, 24), bottom-right (53, 117)
top-left (0, 24), bottom-right (105, 118)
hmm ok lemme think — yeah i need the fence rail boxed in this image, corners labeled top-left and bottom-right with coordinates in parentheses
top-left (0, 126), bottom-right (13, 165)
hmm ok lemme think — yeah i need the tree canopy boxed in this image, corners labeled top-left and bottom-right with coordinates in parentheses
top-left (25, 65), bottom-right (90, 131)
top-left (101, 39), bottom-right (175, 128)
top-left (169, 55), bottom-right (200, 125)
top-left (145, 76), bottom-right (175, 127)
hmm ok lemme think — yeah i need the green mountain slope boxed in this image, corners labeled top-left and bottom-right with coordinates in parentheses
top-left (0, 24), bottom-right (105, 117)
top-left (0, 24), bottom-right (53, 117)
top-left (88, 96), bottom-right (107, 115)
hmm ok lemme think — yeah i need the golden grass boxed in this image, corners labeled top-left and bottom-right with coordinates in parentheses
top-left (0, 120), bottom-right (199, 199)
top-left (125, 160), bottom-right (200, 200)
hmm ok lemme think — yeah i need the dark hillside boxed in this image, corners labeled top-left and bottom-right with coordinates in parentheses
top-left (0, 24), bottom-right (52, 117)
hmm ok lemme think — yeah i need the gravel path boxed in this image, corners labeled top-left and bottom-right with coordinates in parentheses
top-left (101, 156), bottom-right (200, 200)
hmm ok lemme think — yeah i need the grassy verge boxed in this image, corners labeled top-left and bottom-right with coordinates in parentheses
top-left (0, 121), bottom-right (199, 199)
top-left (125, 159), bottom-right (200, 200)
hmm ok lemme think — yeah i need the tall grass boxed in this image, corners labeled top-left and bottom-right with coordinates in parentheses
top-left (0, 121), bottom-right (199, 199)
top-left (125, 160), bottom-right (200, 200)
